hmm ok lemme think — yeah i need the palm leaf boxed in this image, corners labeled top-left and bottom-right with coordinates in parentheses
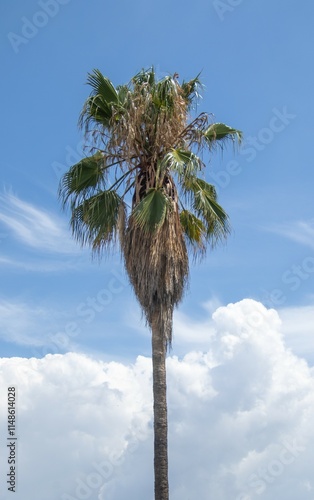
top-left (163, 148), bottom-right (203, 178)
top-left (183, 177), bottom-right (231, 243)
top-left (58, 153), bottom-right (105, 207)
top-left (132, 188), bottom-right (170, 232)
top-left (86, 69), bottom-right (119, 104)
top-left (132, 67), bottom-right (156, 88)
top-left (70, 190), bottom-right (124, 250)
top-left (181, 73), bottom-right (202, 107)
top-left (116, 84), bottom-right (129, 106)
top-left (79, 70), bottom-right (120, 130)
top-left (180, 209), bottom-right (205, 249)
top-left (153, 76), bottom-right (179, 112)
top-left (204, 123), bottom-right (243, 146)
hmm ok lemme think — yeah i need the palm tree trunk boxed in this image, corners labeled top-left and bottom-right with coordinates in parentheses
top-left (152, 313), bottom-right (169, 500)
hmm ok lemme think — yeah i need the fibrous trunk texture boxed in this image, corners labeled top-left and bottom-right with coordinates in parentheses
top-left (152, 313), bottom-right (169, 500)
top-left (122, 166), bottom-right (189, 500)
top-left (122, 207), bottom-right (188, 346)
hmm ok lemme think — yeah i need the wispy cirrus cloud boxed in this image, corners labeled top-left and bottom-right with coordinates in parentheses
top-left (0, 191), bottom-right (79, 254)
top-left (0, 299), bottom-right (54, 347)
top-left (268, 219), bottom-right (314, 249)
top-left (0, 254), bottom-right (85, 272)
top-left (0, 297), bottom-right (81, 354)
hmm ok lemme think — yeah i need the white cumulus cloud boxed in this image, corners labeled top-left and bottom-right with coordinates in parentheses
top-left (0, 299), bottom-right (314, 500)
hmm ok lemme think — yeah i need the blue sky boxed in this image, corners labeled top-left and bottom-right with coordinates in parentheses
top-left (1, 2), bottom-right (314, 499)
top-left (1, 0), bottom-right (314, 360)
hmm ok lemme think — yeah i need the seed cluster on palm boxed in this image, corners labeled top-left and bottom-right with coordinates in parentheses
top-left (59, 67), bottom-right (242, 500)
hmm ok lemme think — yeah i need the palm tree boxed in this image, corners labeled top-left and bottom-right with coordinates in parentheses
top-left (59, 67), bottom-right (242, 500)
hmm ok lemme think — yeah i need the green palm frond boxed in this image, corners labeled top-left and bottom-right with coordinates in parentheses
top-left (132, 188), bottom-right (171, 232)
top-left (204, 123), bottom-right (243, 147)
top-left (163, 148), bottom-right (203, 178)
top-left (180, 209), bottom-right (205, 250)
top-left (132, 67), bottom-right (156, 88)
top-left (79, 70), bottom-right (120, 130)
top-left (181, 73), bottom-right (202, 107)
top-left (153, 76), bottom-right (180, 112)
top-left (79, 97), bottom-right (112, 131)
top-left (58, 153), bottom-right (105, 207)
top-left (116, 84), bottom-right (129, 106)
top-left (70, 190), bottom-right (124, 251)
top-left (183, 177), bottom-right (231, 244)
top-left (86, 69), bottom-right (119, 103)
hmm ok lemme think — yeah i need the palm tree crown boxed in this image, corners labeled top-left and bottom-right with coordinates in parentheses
top-left (59, 67), bottom-right (242, 346)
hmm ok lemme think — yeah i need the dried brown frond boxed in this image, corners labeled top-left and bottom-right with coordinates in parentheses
top-left (122, 204), bottom-right (188, 347)
top-left (178, 112), bottom-right (209, 150)
top-left (106, 81), bottom-right (189, 172)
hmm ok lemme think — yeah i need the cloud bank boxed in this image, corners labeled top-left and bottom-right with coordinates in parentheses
top-left (0, 299), bottom-right (314, 500)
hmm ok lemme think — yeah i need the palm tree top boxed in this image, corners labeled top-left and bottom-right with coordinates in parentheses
top-left (59, 67), bottom-right (242, 258)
